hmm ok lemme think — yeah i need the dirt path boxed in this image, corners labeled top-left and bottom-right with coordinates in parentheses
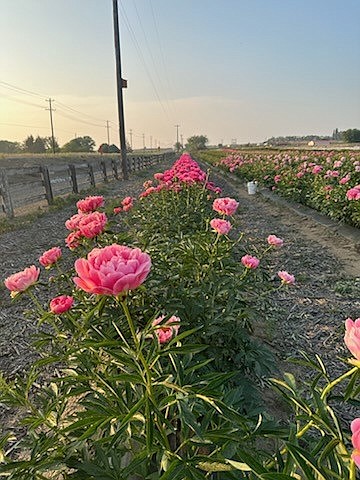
top-left (1, 161), bottom-right (360, 421)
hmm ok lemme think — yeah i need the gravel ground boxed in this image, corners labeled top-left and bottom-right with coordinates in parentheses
top-left (1, 158), bottom-right (360, 426)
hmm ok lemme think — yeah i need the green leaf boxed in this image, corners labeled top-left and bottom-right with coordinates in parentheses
top-left (286, 443), bottom-right (328, 480)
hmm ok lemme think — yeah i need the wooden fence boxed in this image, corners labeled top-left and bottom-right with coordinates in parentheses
top-left (0, 152), bottom-right (174, 218)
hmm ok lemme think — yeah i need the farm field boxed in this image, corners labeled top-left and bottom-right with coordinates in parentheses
top-left (0, 153), bottom-right (360, 478)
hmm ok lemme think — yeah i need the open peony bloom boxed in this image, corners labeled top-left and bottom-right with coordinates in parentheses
top-left (213, 197), bottom-right (239, 216)
top-left (76, 195), bottom-right (104, 213)
top-left (78, 211), bottom-right (107, 239)
top-left (73, 244), bottom-right (151, 296)
top-left (267, 235), bottom-right (284, 248)
top-left (351, 418), bottom-right (360, 468)
top-left (241, 254), bottom-right (260, 269)
top-left (278, 271), bottom-right (295, 285)
top-left (210, 218), bottom-right (232, 235)
top-left (344, 318), bottom-right (360, 360)
top-left (50, 295), bottom-right (74, 314)
top-left (4, 265), bottom-right (40, 296)
top-left (39, 246), bottom-right (62, 268)
top-left (152, 315), bottom-right (180, 344)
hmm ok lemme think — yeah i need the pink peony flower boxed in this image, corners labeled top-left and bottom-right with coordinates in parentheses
top-left (78, 211), bottom-right (107, 239)
top-left (344, 318), bottom-right (360, 360)
top-left (210, 218), bottom-right (232, 235)
top-left (113, 206), bottom-right (123, 214)
top-left (274, 175), bottom-right (281, 183)
top-left (50, 295), bottom-right (74, 314)
top-left (76, 195), bottom-right (104, 213)
top-left (213, 197), bottom-right (239, 216)
top-left (278, 271), bottom-right (295, 285)
top-left (267, 235), bottom-right (284, 248)
top-left (346, 186), bottom-right (360, 201)
top-left (73, 244), bottom-right (151, 296)
top-left (39, 246), bottom-right (62, 268)
top-left (65, 213), bottom-right (86, 231)
top-left (312, 165), bottom-right (323, 174)
top-left (152, 315), bottom-right (180, 344)
top-left (4, 265), bottom-right (40, 296)
top-left (65, 230), bottom-right (83, 250)
top-left (121, 196), bottom-right (134, 212)
top-left (241, 255), bottom-right (260, 269)
top-left (351, 418), bottom-right (360, 468)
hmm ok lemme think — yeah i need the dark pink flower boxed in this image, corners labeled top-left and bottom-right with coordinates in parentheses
top-left (73, 244), bottom-right (151, 296)
top-left (78, 211), bottom-right (107, 239)
top-left (39, 247), bottom-right (62, 268)
top-left (76, 195), bottom-right (104, 213)
top-left (65, 230), bottom-right (83, 250)
top-left (50, 295), bottom-right (74, 314)
top-left (65, 213), bottom-right (86, 231)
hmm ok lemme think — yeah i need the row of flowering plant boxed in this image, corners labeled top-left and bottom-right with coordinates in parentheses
top-left (198, 149), bottom-right (360, 228)
top-left (0, 153), bottom-right (358, 479)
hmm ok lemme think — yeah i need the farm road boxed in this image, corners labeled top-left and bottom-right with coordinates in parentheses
top-left (1, 159), bottom-right (360, 407)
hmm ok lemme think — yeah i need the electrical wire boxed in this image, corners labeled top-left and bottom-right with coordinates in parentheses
top-left (0, 93), bottom-right (44, 109)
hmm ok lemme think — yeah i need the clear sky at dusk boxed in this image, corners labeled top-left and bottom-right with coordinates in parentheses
top-left (1, 0), bottom-right (359, 149)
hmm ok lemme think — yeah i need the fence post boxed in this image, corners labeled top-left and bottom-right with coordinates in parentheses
top-left (40, 165), bottom-right (54, 205)
top-left (101, 160), bottom-right (108, 182)
top-left (87, 163), bottom-right (96, 187)
top-left (0, 169), bottom-right (14, 218)
top-left (111, 159), bottom-right (119, 180)
top-left (68, 164), bottom-right (79, 194)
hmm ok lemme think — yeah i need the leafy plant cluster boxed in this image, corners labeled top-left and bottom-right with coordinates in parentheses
top-left (197, 149), bottom-right (360, 228)
top-left (0, 155), bottom-right (359, 479)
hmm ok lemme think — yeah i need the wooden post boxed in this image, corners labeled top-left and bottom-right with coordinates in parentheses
top-left (87, 163), bottom-right (96, 187)
top-left (40, 165), bottom-right (54, 205)
top-left (111, 159), bottom-right (119, 180)
top-left (101, 160), bottom-right (108, 182)
top-left (68, 164), bottom-right (79, 194)
top-left (0, 169), bottom-right (14, 218)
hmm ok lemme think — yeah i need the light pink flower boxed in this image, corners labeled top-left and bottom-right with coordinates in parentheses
top-left (210, 218), bottom-right (232, 235)
top-left (213, 197), bottom-right (239, 216)
top-left (312, 165), bottom-right (323, 174)
top-left (73, 244), bottom-right (151, 296)
top-left (346, 186), bottom-right (360, 201)
top-left (121, 196), bottom-right (134, 212)
top-left (78, 211), bottom-right (107, 239)
top-left (351, 418), bottom-right (360, 468)
top-left (152, 315), bottom-right (180, 344)
top-left (50, 295), bottom-right (74, 314)
top-left (39, 246), bottom-right (62, 268)
top-left (344, 318), bottom-right (360, 360)
top-left (65, 230), bottom-right (83, 250)
top-left (278, 271), bottom-right (295, 285)
top-left (76, 195), bottom-right (104, 213)
top-left (4, 265), bottom-right (40, 296)
top-left (241, 255), bottom-right (260, 269)
top-left (267, 235), bottom-right (284, 248)
top-left (274, 175), bottom-right (281, 183)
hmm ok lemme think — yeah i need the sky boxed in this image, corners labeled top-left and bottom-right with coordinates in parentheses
top-left (1, 0), bottom-right (360, 149)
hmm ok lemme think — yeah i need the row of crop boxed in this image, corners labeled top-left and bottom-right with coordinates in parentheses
top-left (1, 153), bottom-right (360, 479)
top-left (198, 149), bottom-right (360, 228)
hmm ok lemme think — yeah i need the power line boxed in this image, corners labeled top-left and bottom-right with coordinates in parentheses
top-left (0, 93), bottom-right (44, 109)
top-left (0, 80), bottom-right (47, 99)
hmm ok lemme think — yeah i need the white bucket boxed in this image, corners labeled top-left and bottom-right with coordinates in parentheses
top-left (247, 181), bottom-right (257, 195)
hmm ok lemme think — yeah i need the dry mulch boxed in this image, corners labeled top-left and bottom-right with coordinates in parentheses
top-left (1, 159), bottom-right (360, 426)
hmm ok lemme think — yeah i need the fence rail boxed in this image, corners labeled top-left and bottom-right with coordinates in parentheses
top-left (0, 152), bottom-right (174, 218)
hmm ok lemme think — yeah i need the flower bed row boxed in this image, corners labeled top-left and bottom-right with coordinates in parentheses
top-left (198, 149), bottom-right (360, 228)
top-left (1, 153), bottom-right (360, 479)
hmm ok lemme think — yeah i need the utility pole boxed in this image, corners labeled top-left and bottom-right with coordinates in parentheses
top-left (150, 135), bottom-right (152, 149)
top-left (180, 134), bottom-right (183, 146)
top-left (46, 98), bottom-right (56, 154)
top-left (142, 133), bottom-right (145, 149)
top-left (106, 120), bottom-right (110, 145)
top-left (112, 0), bottom-right (128, 179)
top-left (129, 129), bottom-right (133, 149)
top-left (175, 124), bottom-right (180, 147)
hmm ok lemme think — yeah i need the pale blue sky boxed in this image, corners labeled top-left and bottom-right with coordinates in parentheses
top-left (1, 0), bottom-right (359, 148)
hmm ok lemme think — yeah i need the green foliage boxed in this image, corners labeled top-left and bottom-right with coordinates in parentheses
top-left (62, 135), bottom-right (96, 153)
top-left (0, 140), bottom-right (21, 154)
top-left (186, 135), bottom-right (209, 152)
top-left (342, 129), bottom-right (360, 143)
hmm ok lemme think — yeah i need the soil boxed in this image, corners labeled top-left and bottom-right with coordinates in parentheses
top-left (1, 158), bottom-right (360, 427)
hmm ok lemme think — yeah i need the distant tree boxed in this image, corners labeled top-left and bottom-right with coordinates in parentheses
top-left (22, 135), bottom-right (47, 153)
top-left (109, 144), bottom-right (121, 153)
top-left (174, 141), bottom-right (183, 153)
top-left (342, 129), bottom-right (360, 143)
top-left (186, 135), bottom-right (208, 151)
top-left (61, 136), bottom-right (96, 152)
top-left (23, 135), bottom-right (35, 152)
top-left (98, 143), bottom-right (110, 154)
top-left (0, 140), bottom-right (22, 153)
top-left (44, 136), bottom-right (60, 153)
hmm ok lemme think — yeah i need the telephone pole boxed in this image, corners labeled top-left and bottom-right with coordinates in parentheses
top-left (129, 129), bottom-right (133, 149)
top-left (46, 98), bottom-right (56, 154)
top-left (106, 120), bottom-right (110, 145)
top-left (175, 124), bottom-right (180, 144)
top-left (112, 0), bottom-right (128, 179)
